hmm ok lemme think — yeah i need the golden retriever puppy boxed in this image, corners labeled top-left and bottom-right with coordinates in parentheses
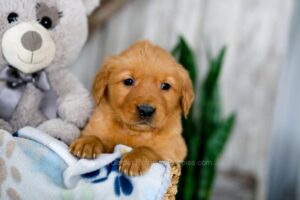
top-left (70, 41), bottom-right (194, 176)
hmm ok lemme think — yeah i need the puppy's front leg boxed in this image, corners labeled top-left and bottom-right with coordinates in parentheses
top-left (119, 147), bottom-right (162, 176)
top-left (70, 135), bottom-right (104, 159)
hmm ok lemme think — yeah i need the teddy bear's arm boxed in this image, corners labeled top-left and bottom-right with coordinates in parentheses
top-left (0, 119), bottom-right (13, 132)
top-left (47, 68), bottom-right (94, 129)
top-left (0, 80), bottom-right (13, 132)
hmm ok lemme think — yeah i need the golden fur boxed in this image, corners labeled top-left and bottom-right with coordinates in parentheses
top-left (70, 41), bottom-right (194, 176)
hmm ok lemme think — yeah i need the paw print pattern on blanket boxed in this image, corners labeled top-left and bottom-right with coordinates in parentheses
top-left (0, 129), bottom-right (171, 200)
top-left (0, 133), bottom-right (22, 200)
top-left (82, 159), bottom-right (134, 197)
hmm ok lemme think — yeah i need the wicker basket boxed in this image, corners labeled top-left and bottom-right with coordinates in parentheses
top-left (163, 163), bottom-right (181, 200)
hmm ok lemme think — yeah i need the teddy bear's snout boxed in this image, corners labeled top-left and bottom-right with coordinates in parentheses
top-left (21, 31), bottom-right (43, 52)
top-left (1, 22), bottom-right (56, 74)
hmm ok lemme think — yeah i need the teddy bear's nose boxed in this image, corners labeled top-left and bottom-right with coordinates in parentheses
top-left (21, 31), bottom-right (43, 52)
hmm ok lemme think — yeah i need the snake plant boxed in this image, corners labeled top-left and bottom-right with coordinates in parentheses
top-left (172, 37), bottom-right (236, 200)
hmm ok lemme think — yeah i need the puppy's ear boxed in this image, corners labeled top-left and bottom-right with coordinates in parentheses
top-left (92, 63), bottom-right (110, 105)
top-left (180, 69), bottom-right (195, 118)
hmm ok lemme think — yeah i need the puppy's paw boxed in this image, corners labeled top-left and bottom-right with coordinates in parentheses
top-left (70, 136), bottom-right (104, 159)
top-left (119, 148), bottom-right (159, 176)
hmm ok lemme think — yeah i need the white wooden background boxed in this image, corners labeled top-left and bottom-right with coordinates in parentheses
top-left (71, 0), bottom-right (294, 199)
top-left (268, 2), bottom-right (300, 200)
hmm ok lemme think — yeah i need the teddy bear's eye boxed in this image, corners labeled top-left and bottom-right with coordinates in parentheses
top-left (7, 13), bottom-right (19, 24)
top-left (39, 16), bottom-right (53, 29)
top-left (36, 3), bottom-right (61, 30)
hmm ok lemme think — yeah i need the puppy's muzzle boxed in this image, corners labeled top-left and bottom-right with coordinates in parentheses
top-left (137, 104), bottom-right (156, 119)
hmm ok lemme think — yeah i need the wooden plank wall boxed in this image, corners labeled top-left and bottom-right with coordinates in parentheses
top-left (268, 2), bottom-right (300, 199)
top-left (71, 0), bottom-right (294, 199)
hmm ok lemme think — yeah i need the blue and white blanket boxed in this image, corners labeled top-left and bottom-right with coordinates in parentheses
top-left (0, 127), bottom-right (171, 200)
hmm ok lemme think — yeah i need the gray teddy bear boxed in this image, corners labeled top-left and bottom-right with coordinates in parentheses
top-left (0, 0), bottom-right (99, 144)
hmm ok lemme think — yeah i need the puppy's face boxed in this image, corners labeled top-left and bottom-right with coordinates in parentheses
top-left (93, 41), bottom-right (194, 132)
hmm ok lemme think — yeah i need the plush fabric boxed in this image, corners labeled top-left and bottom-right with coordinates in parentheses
top-left (0, 127), bottom-right (171, 200)
top-left (0, 0), bottom-right (99, 144)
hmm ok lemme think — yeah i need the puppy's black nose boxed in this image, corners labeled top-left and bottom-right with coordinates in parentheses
top-left (138, 104), bottom-right (156, 118)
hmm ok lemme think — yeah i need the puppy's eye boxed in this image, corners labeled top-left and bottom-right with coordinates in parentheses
top-left (161, 83), bottom-right (171, 91)
top-left (123, 78), bottom-right (135, 86)
top-left (7, 13), bottom-right (19, 24)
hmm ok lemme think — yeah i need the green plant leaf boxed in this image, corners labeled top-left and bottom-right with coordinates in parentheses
top-left (172, 36), bottom-right (197, 87)
top-left (202, 47), bottom-right (226, 95)
top-left (206, 114), bottom-right (236, 161)
top-left (199, 47), bottom-right (226, 140)
top-left (172, 36), bottom-right (236, 200)
top-left (199, 86), bottom-right (221, 138)
top-left (172, 36), bottom-right (200, 200)
top-left (197, 114), bottom-right (236, 200)
top-left (194, 47), bottom-right (234, 200)
top-left (197, 162), bottom-right (216, 200)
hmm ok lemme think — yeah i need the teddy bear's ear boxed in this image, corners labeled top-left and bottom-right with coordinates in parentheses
top-left (81, 0), bottom-right (100, 15)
